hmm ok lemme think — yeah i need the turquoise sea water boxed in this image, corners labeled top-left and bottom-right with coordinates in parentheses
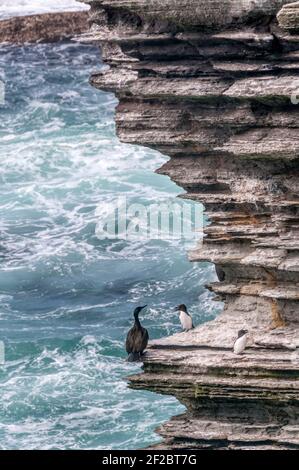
top-left (0, 42), bottom-right (219, 449)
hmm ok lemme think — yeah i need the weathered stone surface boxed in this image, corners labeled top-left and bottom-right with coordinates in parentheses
top-left (85, 0), bottom-right (299, 449)
top-left (0, 11), bottom-right (89, 44)
top-left (84, 0), bottom-right (291, 30)
top-left (278, 1), bottom-right (299, 32)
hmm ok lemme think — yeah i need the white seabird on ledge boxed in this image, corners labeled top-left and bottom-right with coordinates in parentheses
top-left (176, 304), bottom-right (194, 332)
top-left (233, 329), bottom-right (249, 355)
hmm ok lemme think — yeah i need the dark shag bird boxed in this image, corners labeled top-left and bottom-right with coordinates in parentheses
top-left (126, 305), bottom-right (149, 361)
top-left (215, 264), bottom-right (226, 282)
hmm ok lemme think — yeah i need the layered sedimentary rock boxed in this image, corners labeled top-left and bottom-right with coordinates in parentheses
top-left (278, 1), bottom-right (299, 31)
top-left (84, 0), bottom-right (299, 449)
top-left (0, 11), bottom-right (89, 44)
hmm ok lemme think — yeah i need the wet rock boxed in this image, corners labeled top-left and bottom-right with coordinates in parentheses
top-left (0, 11), bottom-right (89, 44)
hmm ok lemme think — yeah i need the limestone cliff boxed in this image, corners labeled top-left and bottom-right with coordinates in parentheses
top-left (84, 0), bottom-right (299, 449)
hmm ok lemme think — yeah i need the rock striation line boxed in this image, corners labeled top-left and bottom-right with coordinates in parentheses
top-left (84, 0), bottom-right (299, 449)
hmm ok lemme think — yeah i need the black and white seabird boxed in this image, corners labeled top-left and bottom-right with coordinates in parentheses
top-left (233, 329), bottom-right (248, 355)
top-left (176, 304), bottom-right (194, 332)
top-left (126, 305), bottom-right (149, 362)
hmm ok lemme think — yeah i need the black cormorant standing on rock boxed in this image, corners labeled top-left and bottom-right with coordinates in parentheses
top-left (215, 264), bottom-right (226, 282)
top-left (176, 304), bottom-right (194, 331)
top-left (126, 305), bottom-right (149, 361)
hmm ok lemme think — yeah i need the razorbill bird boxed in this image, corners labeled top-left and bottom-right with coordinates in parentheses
top-left (176, 304), bottom-right (194, 332)
top-left (233, 329), bottom-right (248, 355)
top-left (126, 305), bottom-right (149, 361)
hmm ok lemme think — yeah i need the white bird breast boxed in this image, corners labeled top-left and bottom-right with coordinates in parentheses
top-left (179, 311), bottom-right (193, 330)
top-left (233, 334), bottom-right (248, 354)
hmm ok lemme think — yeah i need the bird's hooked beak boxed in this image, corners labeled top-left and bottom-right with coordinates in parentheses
top-left (175, 305), bottom-right (180, 311)
top-left (140, 305), bottom-right (147, 310)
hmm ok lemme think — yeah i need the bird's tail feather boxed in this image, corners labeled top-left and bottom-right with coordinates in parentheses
top-left (127, 352), bottom-right (140, 362)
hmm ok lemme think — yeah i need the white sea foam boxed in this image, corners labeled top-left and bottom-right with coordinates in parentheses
top-left (0, 42), bottom-right (220, 450)
top-left (0, 0), bottom-right (89, 20)
top-left (0, 336), bottom-right (183, 449)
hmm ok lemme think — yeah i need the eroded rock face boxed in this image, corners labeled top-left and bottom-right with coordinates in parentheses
top-left (278, 1), bottom-right (299, 32)
top-left (85, 0), bottom-right (299, 449)
top-left (0, 11), bottom-right (89, 44)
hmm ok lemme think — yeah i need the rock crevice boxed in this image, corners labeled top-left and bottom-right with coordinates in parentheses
top-left (84, 0), bottom-right (299, 449)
